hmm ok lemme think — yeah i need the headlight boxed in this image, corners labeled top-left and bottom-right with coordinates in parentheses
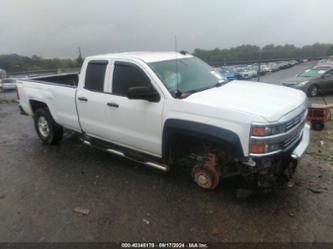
top-left (251, 124), bottom-right (285, 137)
top-left (250, 143), bottom-right (282, 154)
top-left (297, 80), bottom-right (309, 86)
top-left (250, 124), bottom-right (285, 154)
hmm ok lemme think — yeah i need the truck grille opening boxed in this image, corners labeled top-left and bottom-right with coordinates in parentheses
top-left (283, 133), bottom-right (301, 149)
top-left (285, 110), bottom-right (306, 131)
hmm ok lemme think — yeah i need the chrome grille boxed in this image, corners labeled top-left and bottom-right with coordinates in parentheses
top-left (249, 104), bottom-right (308, 157)
top-left (285, 110), bottom-right (306, 131)
top-left (283, 133), bottom-right (301, 149)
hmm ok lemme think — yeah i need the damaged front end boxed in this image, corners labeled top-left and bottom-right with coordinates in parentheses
top-left (242, 122), bottom-right (311, 190)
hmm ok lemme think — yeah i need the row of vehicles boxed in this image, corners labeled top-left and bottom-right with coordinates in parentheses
top-left (282, 57), bottom-right (333, 97)
top-left (215, 60), bottom-right (300, 81)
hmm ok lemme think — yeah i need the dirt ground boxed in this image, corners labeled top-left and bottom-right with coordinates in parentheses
top-left (0, 102), bottom-right (332, 243)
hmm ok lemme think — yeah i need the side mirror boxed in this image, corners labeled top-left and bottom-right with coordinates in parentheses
top-left (127, 86), bottom-right (160, 102)
top-left (322, 74), bottom-right (331, 79)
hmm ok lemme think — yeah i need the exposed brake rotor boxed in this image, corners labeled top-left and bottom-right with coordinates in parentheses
top-left (192, 153), bottom-right (221, 190)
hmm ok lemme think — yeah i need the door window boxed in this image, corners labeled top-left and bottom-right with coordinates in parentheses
top-left (325, 70), bottom-right (333, 78)
top-left (85, 61), bottom-right (108, 92)
top-left (112, 62), bottom-right (152, 96)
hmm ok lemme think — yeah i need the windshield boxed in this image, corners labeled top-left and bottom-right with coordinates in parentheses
top-left (299, 69), bottom-right (327, 77)
top-left (148, 57), bottom-right (223, 96)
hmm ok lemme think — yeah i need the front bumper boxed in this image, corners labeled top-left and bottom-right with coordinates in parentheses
top-left (291, 123), bottom-right (310, 160)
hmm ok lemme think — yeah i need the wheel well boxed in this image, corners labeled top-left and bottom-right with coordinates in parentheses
top-left (165, 131), bottom-right (242, 167)
top-left (29, 100), bottom-right (48, 113)
top-left (162, 120), bottom-right (244, 162)
top-left (168, 133), bottom-right (209, 158)
top-left (309, 84), bottom-right (319, 90)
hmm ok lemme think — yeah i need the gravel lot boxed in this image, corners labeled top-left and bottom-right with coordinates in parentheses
top-left (0, 63), bottom-right (333, 243)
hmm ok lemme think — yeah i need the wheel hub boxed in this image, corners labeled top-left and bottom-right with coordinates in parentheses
top-left (311, 86), bottom-right (318, 96)
top-left (192, 153), bottom-right (221, 190)
top-left (195, 171), bottom-right (213, 189)
top-left (38, 116), bottom-right (50, 137)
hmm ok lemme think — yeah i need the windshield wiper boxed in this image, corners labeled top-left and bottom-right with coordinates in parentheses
top-left (175, 82), bottom-right (224, 98)
top-left (189, 82), bottom-right (224, 94)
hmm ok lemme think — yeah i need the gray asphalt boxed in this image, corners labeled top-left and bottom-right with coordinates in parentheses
top-left (0, 65), bottom-right (333, 243)
top-left (260, 61), bottom-right (333, 106)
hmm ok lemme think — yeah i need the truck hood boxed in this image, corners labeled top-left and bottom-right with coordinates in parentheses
top-left (184, 80), bottom-right (306, 122)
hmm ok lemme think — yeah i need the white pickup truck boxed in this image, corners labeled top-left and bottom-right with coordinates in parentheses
top-left (17, 51), bottom-right (310, 190)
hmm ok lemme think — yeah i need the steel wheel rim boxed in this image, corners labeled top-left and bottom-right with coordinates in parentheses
top-left (38, 116), bottom-right (50, 137)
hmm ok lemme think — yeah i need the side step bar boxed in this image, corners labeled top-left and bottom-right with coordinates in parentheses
top-left (82, 140), bottom-right (170, 172)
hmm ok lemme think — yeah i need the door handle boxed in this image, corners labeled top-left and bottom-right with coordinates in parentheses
top-left (107, 102), bottom-right (119, 108)
top-left (78, 97), bottom-right (88, 102)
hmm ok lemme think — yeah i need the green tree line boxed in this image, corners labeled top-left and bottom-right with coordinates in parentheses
top-left (0, 54), bottom-right (83, 73)
top-left (1, 43), bottom-right (333, 72)
top-left (193, 43), bottom-right (333, 65)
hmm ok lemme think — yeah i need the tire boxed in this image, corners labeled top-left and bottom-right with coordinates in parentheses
top-left (311, 120), bottom-right (325, 131)
top-left (34, 108), bottom-right (63, 144)
top-left (307, 85), bottom-right (319, 97)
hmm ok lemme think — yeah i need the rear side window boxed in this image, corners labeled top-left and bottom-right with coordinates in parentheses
top-left (85, 61), bottom-right (107, 92)
top-left (112, 62), bottom-right (151, 96)
top-left (327, 70), bottom-right (333, 77)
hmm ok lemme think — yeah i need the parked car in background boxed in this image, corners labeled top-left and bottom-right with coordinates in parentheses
top-left (278, 61), bottom-right (291, 69)
top-left (0, 78), bottom-right (17, 91)
top-left (0, 69), bottom-right (7, 80)
top-left (267, 62), bottom-right (280, 72)
top-left (288, 60), bottom-right (298, 67)
top-left (248, 66), bottom-right (258, 78)
top-left (313, 64), bottom-right (333, 70)
top-left (317, 56), bottom-right (333, 66)
top-left (236, 68), bottom-right (252, 79)
top-left (282, 66), bottom-right (333, 97)
top-left (260, 64), bottom-right (271, 74)
top-left (217, 68), bottom-right (237, 81)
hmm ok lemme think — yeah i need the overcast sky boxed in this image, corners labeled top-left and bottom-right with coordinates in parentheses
top-left (1, 0), bottom-right (333, 58)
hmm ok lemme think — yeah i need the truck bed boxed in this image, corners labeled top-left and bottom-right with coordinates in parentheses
top-left (29, 73), bottom-right (79, 87)
top-left (17, 73), bottom-right (81, 132)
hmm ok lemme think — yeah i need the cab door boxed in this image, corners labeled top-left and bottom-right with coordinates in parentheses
top-left (76, 60), bottom-right (112, 139)
top-left (105, 61), bottom-right (164, 157)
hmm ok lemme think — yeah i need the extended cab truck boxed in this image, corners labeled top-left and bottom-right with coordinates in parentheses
top-left (17, 52), bottom-right (311, 190)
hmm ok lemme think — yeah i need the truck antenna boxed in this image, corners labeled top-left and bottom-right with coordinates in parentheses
top-left (174, 35), bottom-right (180, 96)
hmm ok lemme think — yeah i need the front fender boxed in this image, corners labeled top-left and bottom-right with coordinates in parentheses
top-left (162, 119), bottom-right (244, 161)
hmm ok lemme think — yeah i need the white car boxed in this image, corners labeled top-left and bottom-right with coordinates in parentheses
top-left (17, 52), bottom-right (310, 191)
top-left (0, 78), bottom-right (17, 91)
top-left (260, 64), bottom-right (271, 73)
top-left (268, 62), bottom-right (280, 72)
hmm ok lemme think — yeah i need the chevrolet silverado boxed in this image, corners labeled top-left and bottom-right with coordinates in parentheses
top-left (17, 51), bottom-right (310, 190)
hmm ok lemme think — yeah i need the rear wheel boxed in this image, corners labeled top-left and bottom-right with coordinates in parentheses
top-left (34, 108), bottom-right (63, 144)
top-left (307, 85), bottom-right (319, 97)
